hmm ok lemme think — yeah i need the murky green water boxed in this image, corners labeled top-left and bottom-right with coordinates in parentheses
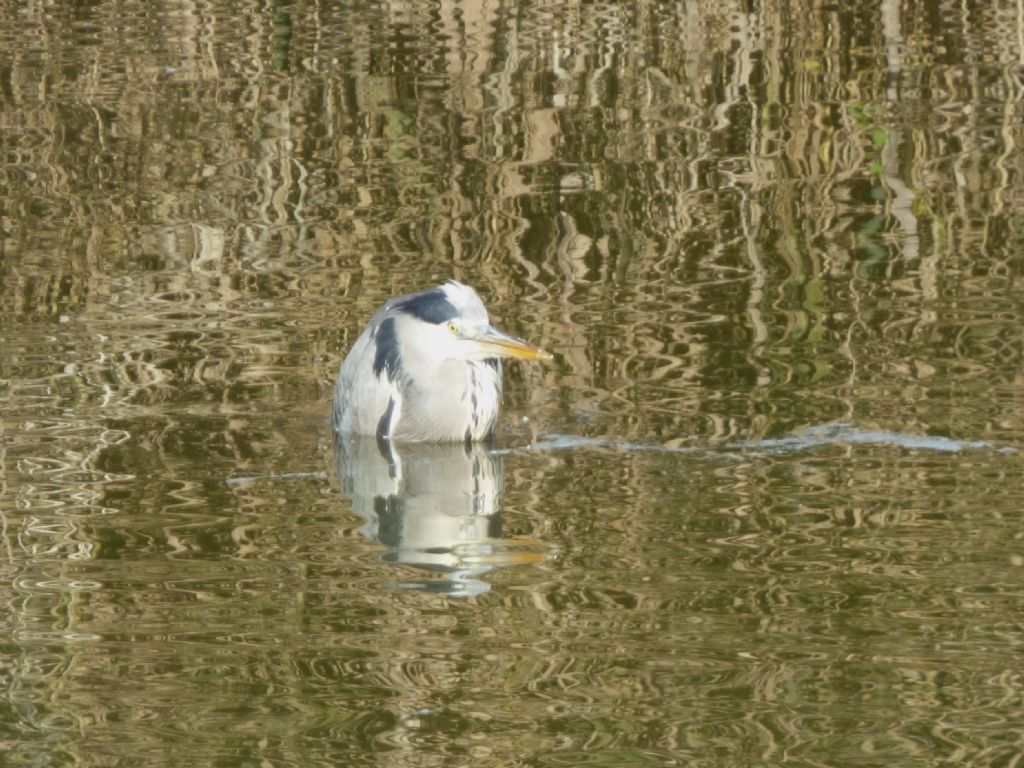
top-left (3, 1), bottom-right (1024, 765)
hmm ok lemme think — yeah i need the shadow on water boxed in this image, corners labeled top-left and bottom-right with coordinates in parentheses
top-left (333, 434), bottom-right (550, 597)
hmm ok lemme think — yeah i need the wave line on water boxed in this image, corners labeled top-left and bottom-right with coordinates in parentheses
top-left (225, 423), bottom-right (1014, 486)
top-left (226, 470), bottom-right (329, 486)
top-left (495, 422), bottom-right (1015, 458)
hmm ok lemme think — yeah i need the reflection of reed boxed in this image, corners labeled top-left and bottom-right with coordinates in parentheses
top-left (2, 4), bottom-right (1024, 765)
top-left (2, 0), bottom-right (1022, 601)
top-left (3, 0), bottom-right (1023, 446)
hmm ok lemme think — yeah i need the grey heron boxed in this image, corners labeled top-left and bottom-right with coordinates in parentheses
top-left (331, 280), bottom-right (551, 443)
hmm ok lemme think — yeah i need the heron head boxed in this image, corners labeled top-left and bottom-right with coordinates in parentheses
top-left (391, 281), bottom-right (551, 365)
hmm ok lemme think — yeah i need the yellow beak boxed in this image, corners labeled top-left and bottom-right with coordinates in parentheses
top-left (473, 326), bottom-right (553, 362)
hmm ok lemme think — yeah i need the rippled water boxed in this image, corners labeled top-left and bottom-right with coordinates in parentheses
top-left (3, 1), bottom-right (1024, 766)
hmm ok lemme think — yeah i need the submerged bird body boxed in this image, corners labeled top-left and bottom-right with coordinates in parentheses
top-left (332, 281), bottom-right (549, 443)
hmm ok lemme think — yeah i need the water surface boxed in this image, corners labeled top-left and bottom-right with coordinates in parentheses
top-left (3, 1), bottom-right (1024, 766)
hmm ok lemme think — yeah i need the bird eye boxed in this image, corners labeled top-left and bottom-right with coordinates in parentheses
top-left (446, 321), bottom-right (460, 335)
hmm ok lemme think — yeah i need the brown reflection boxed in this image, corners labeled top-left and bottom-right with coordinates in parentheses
top-left (3, 0), bottom-right (1024, 763)
top-left (334, 434), bottom-right (547, 596)
top-left (4, 0), bottom-right (1024, 447)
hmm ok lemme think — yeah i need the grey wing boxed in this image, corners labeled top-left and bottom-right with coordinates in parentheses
top-left (331, 316), bottom-right (401, 438)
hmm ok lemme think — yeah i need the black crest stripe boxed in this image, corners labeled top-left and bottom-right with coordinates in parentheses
top-left (394, 288), bottom-right (458, 324)
top-left (372, 317), bottom-right (401, 379)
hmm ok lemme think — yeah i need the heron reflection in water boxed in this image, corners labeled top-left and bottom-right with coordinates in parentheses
top-left (334, 436), bottom-right (546, 595)
top-left (331, 281), bottom-right (552, 594)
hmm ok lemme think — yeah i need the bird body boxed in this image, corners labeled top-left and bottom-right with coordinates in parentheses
top-left (332, 281), bottom-right (549, 443)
